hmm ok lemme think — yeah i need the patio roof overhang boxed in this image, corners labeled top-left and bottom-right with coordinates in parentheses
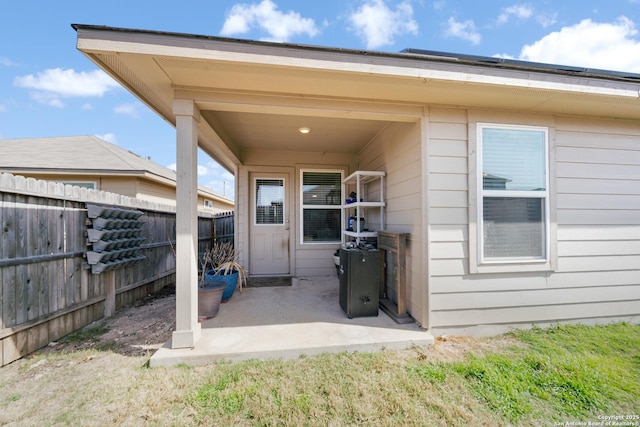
top-left (73, 24), bottom-right (640, 173)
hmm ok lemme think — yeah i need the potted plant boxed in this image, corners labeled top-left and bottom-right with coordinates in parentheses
top-left (202, 241), bottom-right (247, 302)
top-left (197, 251), bottom-right (227, 320)
top-left (172, 240), bottom-right (232, 320)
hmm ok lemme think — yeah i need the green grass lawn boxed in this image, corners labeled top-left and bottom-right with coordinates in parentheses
top-left (181, 323), bottom-right (640, 426)
top-left (1, 322), bottom-right (638, 426)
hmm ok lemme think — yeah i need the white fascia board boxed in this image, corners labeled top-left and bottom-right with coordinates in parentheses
top-left (76, 30), bottom-right (640, 100)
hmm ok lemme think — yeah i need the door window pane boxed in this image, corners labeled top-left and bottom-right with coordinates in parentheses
top-left (255, 179), bottom-right (284, 225)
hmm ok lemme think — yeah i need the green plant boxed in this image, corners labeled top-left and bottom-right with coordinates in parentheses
top-left (60, 324), bottom-right (109, 343)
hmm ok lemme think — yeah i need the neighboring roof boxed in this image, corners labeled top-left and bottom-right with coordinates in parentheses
top-left (0, 135), bottom-right (174, 178)
top-left (0, 135), bottom-right (232, 203)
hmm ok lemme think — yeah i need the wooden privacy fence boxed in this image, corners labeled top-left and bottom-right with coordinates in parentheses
top-left (0, 173), bottom-right (218, 366)
top-left (213, 211), bottom-right (234, 245)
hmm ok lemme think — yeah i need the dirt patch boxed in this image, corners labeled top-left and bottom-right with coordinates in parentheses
top-left (415, 334), bottom-right (523, 362)
top-left (37, 285), bottom-right (176, 358)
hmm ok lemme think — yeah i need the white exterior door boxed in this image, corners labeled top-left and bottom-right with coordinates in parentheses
top-left (250, 173), bottom-right (290, 275)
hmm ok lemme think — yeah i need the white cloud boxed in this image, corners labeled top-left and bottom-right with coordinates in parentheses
top-left (0, 104), bottom-right (7, 113)
top-left (31, 91), bottom-right (64, 108)
top-left (536, 12), bottom-right (557, 28)
top-left (96, 133), bottom-right (117, 144)
top-left (493, 52), bottom-right (515, 60)
top-left (167, 163), bottom-right (177, 172)
top-left (114, 103), bottom-right (141, 117)
top-left (14, 68), bottom-right (119, 97)
top-left (497, 4), bottom-right (533, 25)
top-left (519, 16), bottom-right (640, 73)
top-left (445, 17), bottom-right (481, 45)
top-left (1, 57), bottom-right (18, 67)
top-left (348, 0), bottom-right (419, 49)
top-left (82, 103), bottom-right (93, 110)
top-left (203, 178), bottom-right (235, 199)
top-left (197, 165), bottom-right (209, 176)
top-left (13, 68), bottom-right (120, 107)
top-left (196, 160), bottom-right (235, 198)
top-left (220, 0), bottom-right (319, 42)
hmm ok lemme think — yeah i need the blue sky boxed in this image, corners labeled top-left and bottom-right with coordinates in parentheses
top-left (1, 0), bottom-right (639, 199)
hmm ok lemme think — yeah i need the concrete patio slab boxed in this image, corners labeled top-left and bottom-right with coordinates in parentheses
top-left (150, 276), bottom-right (433, 367)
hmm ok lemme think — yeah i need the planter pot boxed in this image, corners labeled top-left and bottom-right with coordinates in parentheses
top-left (205, 270), bottom-right (239, 302)
top-left (198, 279), bottom-right (226, 320)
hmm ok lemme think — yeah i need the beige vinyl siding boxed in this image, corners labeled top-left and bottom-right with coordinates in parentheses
top-left (295, 250), bottom-right (338, 276)
top-left (429, 108), bottom-right (470, 285)
top-left (356, 122), bottom-right (426, 323)
top-left (555, 116), bottom-right (640, 268)
top-left (429, 112), bottom-right (640, 336)
top-left (100, 176), bottom-right (138, 198)
top-left (136, 179), bottom-right (178, 205)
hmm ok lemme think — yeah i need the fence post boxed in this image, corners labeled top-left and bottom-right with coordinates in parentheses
top-left (104, 271), bottom-right (116, 317)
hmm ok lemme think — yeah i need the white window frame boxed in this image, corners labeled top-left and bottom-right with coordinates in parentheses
top-left (470, 122), bottom-right (556, 274)
top-left (204, 199), bottom-right (213, 208)
top-left (299, 169), bottom-right (343, 245)
top-left (60, 180), bottom-right (97, 190)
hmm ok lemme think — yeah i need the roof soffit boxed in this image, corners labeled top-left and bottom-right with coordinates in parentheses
top-left (74, 26), bottom-right (640, 160)
top-left (90, 49), bottom-right (640, 122)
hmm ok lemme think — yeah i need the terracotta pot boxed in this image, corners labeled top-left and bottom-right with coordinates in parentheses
top-left (198, 279), bottom-right (225, 321)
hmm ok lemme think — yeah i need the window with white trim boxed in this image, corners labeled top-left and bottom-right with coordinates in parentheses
top-left (301, 170), bottom-right (342, 244)
top-left (61, 181), bottom-right (96, 189)
top-left (477, 124), bottom-right (549, 263)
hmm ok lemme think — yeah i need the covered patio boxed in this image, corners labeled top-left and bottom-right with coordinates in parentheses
top-left (73, 24), bottom-right (437, 353)
top-left (150, 276), bottom-right (433, 367)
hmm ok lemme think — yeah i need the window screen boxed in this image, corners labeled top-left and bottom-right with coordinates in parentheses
top-left (301, 171), bottom-right (342, 243)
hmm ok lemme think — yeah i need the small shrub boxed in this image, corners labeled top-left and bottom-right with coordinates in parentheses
top-left (60, 324), bottom-right (109, 343)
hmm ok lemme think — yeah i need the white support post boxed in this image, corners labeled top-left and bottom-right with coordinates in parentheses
top-left (171, 99), bottom-right (202, 348)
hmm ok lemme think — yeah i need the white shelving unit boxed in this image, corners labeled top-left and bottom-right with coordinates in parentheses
top-left (342, 170), bottom-right (386, 244)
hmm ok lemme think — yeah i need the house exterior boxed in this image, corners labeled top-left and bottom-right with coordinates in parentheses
top-left (73, 24), bottom-right (640, 348)
top-left (0, 135), bottom-right (234, 213)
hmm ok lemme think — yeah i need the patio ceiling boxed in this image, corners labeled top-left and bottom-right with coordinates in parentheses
top-left (74, 25), bottom-right (640, 172)
top-left (202, 111), bottom-right (389, 154)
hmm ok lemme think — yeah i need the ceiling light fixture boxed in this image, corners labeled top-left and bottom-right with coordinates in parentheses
top-left (298, 127), bottom-right (311, 134)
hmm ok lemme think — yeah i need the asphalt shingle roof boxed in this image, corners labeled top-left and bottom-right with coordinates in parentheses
top-left (0, 135), bottom-right (176, 181)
